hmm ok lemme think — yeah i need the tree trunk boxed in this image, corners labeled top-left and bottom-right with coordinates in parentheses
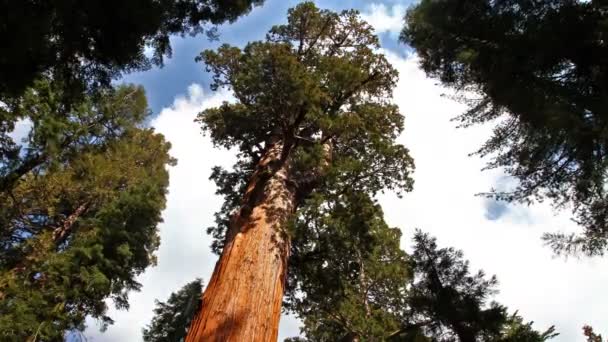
top-left (186, 141), bottom-right (296, 342)
top-left (53, 202), bottom-right (88, 246)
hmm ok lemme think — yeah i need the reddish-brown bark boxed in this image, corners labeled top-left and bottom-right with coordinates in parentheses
top-left (186, 142), bottom-right (296, 342)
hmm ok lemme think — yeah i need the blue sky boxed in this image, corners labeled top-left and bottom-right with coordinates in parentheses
top-left (84, 1), bottom-right (608, 341)
top-left (124, 0), bottom-right (412, 114)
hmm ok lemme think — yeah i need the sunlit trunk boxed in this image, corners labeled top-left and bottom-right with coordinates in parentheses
top-left (186, 141), bottom-right (295, 341)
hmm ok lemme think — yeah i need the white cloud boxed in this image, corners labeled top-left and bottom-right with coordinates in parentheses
top-left (361, 3), bottom-right (406, 37)
top-left (8, 118), bottom-right (32, 148)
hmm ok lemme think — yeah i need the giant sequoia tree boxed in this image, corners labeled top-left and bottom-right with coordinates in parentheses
top-left (0, 82), bottom-right (174, 340)
top-left (402, 0), bottom-right (608, 256)
top-left (0, 0), bottom-right (263, 99)
top-left (186, 3), bottom-right (414, 340)
top-left (149, 193), bottom-right (555, 341)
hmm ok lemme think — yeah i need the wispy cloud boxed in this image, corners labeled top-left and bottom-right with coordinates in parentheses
top-left (361, 3), bottom-right (407, 37)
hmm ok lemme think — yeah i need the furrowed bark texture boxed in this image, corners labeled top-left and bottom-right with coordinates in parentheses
top-left (186, 141), bottom-right (296, 342)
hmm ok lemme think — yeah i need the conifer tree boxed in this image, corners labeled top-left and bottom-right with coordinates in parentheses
top-left (401, 0), bottom-right (608, 256)
top-left (0, 0), bottom-right (264, 99)
top-left (0, 83), bottom-right (174, 340)
top-left (399, 231), bottom-right (557, 342)
top-left (0, 79), bottom-right (149, 194)
top-left (403, 231), bottom-right (506, 340)
top-left (143, 279), bottom-right (204, 342)
top-left (497, 313), bottom-right (558, 342)
top-left (186, 3), bottom-right (414, 340)
top-left (287, 230), bottom-right (557, 342)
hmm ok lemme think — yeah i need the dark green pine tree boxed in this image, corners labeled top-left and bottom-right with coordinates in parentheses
top-left (399, 231), bottom-right (558, 342)
top-left (401, 0), bottom-right (608, 257)
top-left (143, 279), bottom-right (204, 342)
top-left (0, 0), bottom-right (264, 99)
top-left (184, 3), bottom-right (414, 340)
top-left (403, 231), bottom-right (507, 341)
top-left (286, 229), bottom-right (557, 342)
top-left (0, 82), bottom-right (174, 341)
top-left (496, 313), bottom-right (558, 342)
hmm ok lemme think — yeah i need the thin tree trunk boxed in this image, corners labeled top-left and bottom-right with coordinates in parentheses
top-left (53, 202), bottom-right (88, 246)
top-left (186, 141), bottom-right (296, 342)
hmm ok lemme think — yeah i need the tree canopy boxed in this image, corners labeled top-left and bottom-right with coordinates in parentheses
top-left (199, 1), bottom-right (414, 254)
top-left (0, 0), bottom-right (263, 99)
top-left (143, 279), bottom-right (204, 342)
top-left (0, 83), bottom-right (174, 340)
top-left (404, 231), bottom-right (506, 341)
top-left (1, 79), bottom-right (149, 194)
top-left (401, 0), bottom-right (608, 256)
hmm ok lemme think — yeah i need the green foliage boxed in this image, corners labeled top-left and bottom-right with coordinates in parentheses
top-left (0, 0), bottom-right (264, 99)
top-left (143, 279), bottom-right (204, 342)
top-left (401, 231), bottom-right (557, 342)
top-left (193, 4), bottom-right (553, 342)
top-left (0, 79), bottom-right (149, 194)
top-left (402, 0), bottom-right (608, 256)
top-left (287, 229), bottom-right (556, 342)
top-left (285, 191), bottom-right (409, 341)
top-left (498, 312), bottom-right (559, 342)
top-left (405, 231), bottom-right (506, 341)
top-left (0, 84), bottom-right (174, 340)
top-left (198, 1), bottom-right (414, 254)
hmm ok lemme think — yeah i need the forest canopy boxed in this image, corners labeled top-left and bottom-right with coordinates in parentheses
top-left (0, 80), bottom-right (174, 340)
top-left (0, 0), bottom-right (264, 99)
top-left (402, 0), bottom-right (608, 257)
